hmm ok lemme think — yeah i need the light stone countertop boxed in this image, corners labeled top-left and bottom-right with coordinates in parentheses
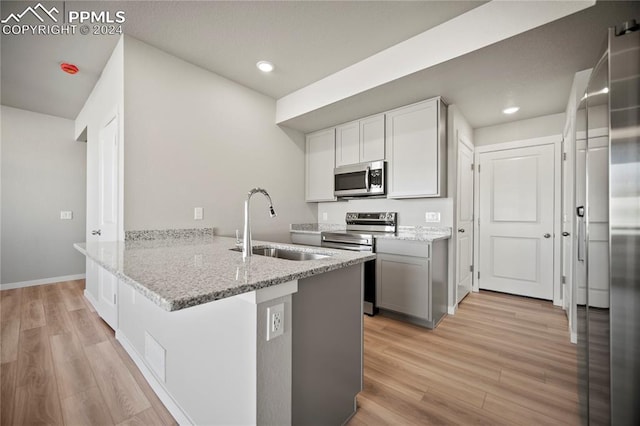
top-left (289, 223), bottom-right (346, 234)
top-left (289, 224), bottom-right (451, 242)
top-left (377, 226), bottom-right (451, 242)
top-left (75, 235), bottom-right (375, 312)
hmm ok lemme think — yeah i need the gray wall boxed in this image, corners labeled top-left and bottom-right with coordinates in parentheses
top-left (474, 112), bottom-right (565, 146)
top-left (123, 36), bottom-right (315, 242)
top-left (1, 106), bottom-right (86, 285)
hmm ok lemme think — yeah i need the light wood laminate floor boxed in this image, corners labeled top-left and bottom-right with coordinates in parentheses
top-left (0, 280), bottom-right (176, 426)
top-left (2, 281), bottom-right (578, 425)
top-left (349, 290), bottom-right (579, 425)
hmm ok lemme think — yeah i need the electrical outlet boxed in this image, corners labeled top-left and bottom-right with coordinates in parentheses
top-left (194, 207), bottom-right (203, 220)
top-left (322, 212), bottom-right (328, 221)
top-left (60, 211), bottom-right (73, 220)
top-left (266, 303), bottom-right (284, 341)
top-left (425, 212), bottom-right (441, 223)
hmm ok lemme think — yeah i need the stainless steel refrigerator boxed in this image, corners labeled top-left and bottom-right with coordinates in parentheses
top-left (575, 21), bottom-right (639, 425)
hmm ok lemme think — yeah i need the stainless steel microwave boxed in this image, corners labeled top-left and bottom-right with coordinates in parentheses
top-left (334, 160), bottom-right (385, 198)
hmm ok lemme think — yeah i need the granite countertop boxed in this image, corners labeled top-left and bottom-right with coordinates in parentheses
top-left (290, 223), bottom-right (451, 242)
top-left (75, 235), bottom-right (375, 312)
top-left (377, 226), bottom-right (451, 242)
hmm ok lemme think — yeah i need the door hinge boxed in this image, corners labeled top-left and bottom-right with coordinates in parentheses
top-left (563, 152), bottom-right (567, 161)
top-left (477, 164), bottom-right (480, 173)
top-left (562, 275), bottom-right (566, 284)
top-left (471, 163), bottom-right (474, 171)
top-left (470, 265), bottom-right (474, 272)
top-left (113, 293), bottom-right (117, 305)
top-left (477, 271), bottom-right (480, 280)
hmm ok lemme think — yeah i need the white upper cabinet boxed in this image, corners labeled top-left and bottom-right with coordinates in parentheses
top-left (335, 121), bottom-right (360, 167)
top-left (335, 114), bottom-right (385, 167)
top-left (385, 98), bottom-right (447, 198)
top-left (305, 128), bottom-right (336, 202)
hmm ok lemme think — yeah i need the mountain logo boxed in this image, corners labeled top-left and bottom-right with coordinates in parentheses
top-left (1, 3), bottom-right (59, 24)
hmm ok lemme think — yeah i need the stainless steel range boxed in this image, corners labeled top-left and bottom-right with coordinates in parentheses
top-left (321, 212), bottom-right (397, 315)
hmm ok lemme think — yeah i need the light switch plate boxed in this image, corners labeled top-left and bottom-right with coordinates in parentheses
top-left (60, 211), bottom-right (73, 220)
top-left (425, 212), bottom-right (440, 223)
top-left (322, 212), bottom-right (328, 221)
top-left (194, 207), bottom-right (203, 220)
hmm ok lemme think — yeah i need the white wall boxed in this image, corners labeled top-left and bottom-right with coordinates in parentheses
top-left (317, 198), bottom-right (453, 228)
top-left (1, 106), bottom-right (86, 285)
top-left (122, 36), bottom-right (315, 242)
top-left (474, 112), bottom-right (565, 146)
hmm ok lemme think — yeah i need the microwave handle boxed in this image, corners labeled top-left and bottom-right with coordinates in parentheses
top-left (365, 166), bottom-right (371, 192)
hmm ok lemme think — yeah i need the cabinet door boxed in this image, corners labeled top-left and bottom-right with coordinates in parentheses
top-left (305, 128), bottom-right (336, 202)
top-left (335, 121), bottom-right (360, 167)
top-left (360, 114), bottom-right (385, 163)
top-left (376, 253), bottom-right (430, 320)
top-left (85, 258), bottom-right (100, 307)
top-left (86, 258), bottom-right (118, 330)
top-left (386, 99), bottom-right (441, 198)
top-left (97, 265), bottom-right (118, 329)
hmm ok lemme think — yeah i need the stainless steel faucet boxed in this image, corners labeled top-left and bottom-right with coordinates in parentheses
top-left (243, 188), bottom-right (277, 261)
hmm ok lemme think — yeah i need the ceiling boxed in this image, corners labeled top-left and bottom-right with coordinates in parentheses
top-left (1, 1), bottom-right (639, 131)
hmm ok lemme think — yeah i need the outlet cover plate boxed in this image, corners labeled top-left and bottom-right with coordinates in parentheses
top-left (194, 207), bottom-right (203, 220)
top-left (425, 212), bottom-right (441, 223)
top-left (60, 211), bottom-right (73, 220)
top-left (267, 303), bottom-right (284, 341)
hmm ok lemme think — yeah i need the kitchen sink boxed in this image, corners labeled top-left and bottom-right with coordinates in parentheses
top-left (230, 246), bottom-right (331, 261)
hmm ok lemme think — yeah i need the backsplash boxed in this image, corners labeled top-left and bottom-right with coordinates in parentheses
top-left (317, 198), bottom-right (453, 227)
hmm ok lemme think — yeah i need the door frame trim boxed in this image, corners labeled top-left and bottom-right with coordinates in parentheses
top-left (473, 134), bottom-right (563, 306)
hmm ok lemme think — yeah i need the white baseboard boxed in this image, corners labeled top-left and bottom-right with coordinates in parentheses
top-left (570, 331), bottom-right (577, 344)
top-left (115, 330), bottom-right (194, 426)
top-left (448, 304), bottom-right (457, 315)
top-left (1, 273), bottom-right (86, 290)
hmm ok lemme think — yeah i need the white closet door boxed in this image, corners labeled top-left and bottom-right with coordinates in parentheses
top-left (478, 144), bottom-right (555, 300)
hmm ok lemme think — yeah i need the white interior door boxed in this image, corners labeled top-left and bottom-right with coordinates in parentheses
top-left (456, 138), bottom-right (474, 303)
top-left (97, 116), bottom-right (119, 241)
top-left (478, 144), bottom-right (555, 300)
top-left (93, 116), bottom-right (120, 329)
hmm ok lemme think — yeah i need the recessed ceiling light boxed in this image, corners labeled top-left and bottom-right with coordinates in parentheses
top-left (502, 106), bottom-right (519, 115)
top-left (60, 62), bottom-right (79, 75)
top-left (256, 61), bottom-right (274, 73)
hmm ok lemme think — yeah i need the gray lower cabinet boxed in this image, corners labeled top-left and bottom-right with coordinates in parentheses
top-left (376, 238), bottom-right (448, 328)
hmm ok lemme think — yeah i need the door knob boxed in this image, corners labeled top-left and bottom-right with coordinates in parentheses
top-left (562, 232), bottom-right (570, 237)
top-left (544, 233), bottom-right (551, 238)
top-left (458, 229), bottom-right (465, 233)
top-left (91, 230), bottom-right (101, 236)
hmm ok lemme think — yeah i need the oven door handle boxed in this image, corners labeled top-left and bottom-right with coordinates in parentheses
top-left (322, 234), bottom-right (372, 245)
top-left (321, 241), bottom-right (373, 252)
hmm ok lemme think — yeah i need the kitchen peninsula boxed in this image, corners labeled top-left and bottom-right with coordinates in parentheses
top-left (75, 230), bottom-right (375, 425)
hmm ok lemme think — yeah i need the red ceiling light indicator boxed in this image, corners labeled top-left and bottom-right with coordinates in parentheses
top-left (60, 63), bottom-right (79, 75)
